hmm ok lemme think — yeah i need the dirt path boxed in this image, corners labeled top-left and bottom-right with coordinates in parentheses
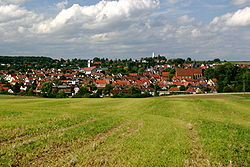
top-left (184, 123), bottom-right (211, 167)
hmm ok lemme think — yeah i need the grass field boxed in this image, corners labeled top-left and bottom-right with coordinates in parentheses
top-left (0, 95), bottom-right (249, 166)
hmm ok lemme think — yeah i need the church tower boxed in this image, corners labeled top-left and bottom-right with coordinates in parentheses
top-left (88, 60), bottom-right (91, 68)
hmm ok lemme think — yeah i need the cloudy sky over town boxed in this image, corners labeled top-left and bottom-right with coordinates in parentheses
top-left (0, 0), bottom-right (250, 60)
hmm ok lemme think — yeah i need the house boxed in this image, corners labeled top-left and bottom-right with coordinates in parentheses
top-left (186, 87), bottom-right (196, 93)
top-left (159, 91), bottom-right (170, 96)
top-left (0, 86), bottom-right (9, 92)
top-left (150, 74), bottom-right (161, 80)
top-left (207, 78), bottom-right (218, 87)
top-left (73, 87), bottom-right (80, 95)
top-left (95, 80), bottom-right (107, 89)
top-left (52, 86), bottom-right (73, 96)
top-left (83, 67), bottom-right (97, 75)
top-left (110, 87), bottom-right (132, 96)
top-left (169, 87), bottom-right (180, 92)
top-left (129, 73), bottom-right (138, 77)
top-left (112, 80), bottom-right (131, 86)
top-left (93, 62), bottom-right (101, 65)
top-left (141, 88), bottom-right (154, 95)
top-left (134, 80), bottom-right (151, 87)
top-left (20, 86), bottom-right (27, 92)
top-left (175, 68), bottom-right (203, 79)
top-left (186, 87), bottom-right (202, 94)
top-left (183, 64), bottom-right (193, 68)
top-left (110, 87), bottom-right (122, 95)
top-left (8, 89), bottom-right (14, 94)
top-left (162, 72), bottom-right (170, 80)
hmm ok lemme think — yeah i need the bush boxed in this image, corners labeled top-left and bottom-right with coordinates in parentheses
top-left (56, 90), bottom-right (67, 98)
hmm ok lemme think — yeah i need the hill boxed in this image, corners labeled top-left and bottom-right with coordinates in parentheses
top-left (0, 95), bottom-right (249, 166)
top-left (0, 56), bottom-right (53, 65)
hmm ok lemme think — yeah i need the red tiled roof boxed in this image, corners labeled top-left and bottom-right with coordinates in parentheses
top-left (84, 67), bottom-right (96, 71)
top-left (92, 73), bottom-right (104, 76)
top-left (113, 87), bottom-right (122, 91)
top-left (150, 74), bottom-right (161, 79)
top-left (172, 76), bottom-right (182, 81)
top-left (183, 64), bottom-right (193, 67)
top-left (95, 80), bottom-right (106, 85)
top-left (11, 80), bottom-right (19, 83)
top-left (176, 68), bottom-right (202, 77)
top-left (1, 87), bottom-right (9, 90)
top-left (129, 73), bottom-right (138, 77)
top-left (97, 86), bottom-right (105, 89)
top-left (211, 78), bottom-right (218, 82)
top-left (113, 80), bottom-right (130, 86)
top-left (173, 81), bottom-right (184, 86)
top-left (183, 82), bottom-right (190, 87)
top-left (169, 87), bottom-right (180, 91)
top-left (186, 87), bottom-right (196, 92)
top-left (162, 72), bottom-right (170, 77)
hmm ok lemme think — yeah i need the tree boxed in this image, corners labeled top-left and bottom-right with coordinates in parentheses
top-left (73, 87), bottom-right (90, 98)
top-left (41, 82), bottom-right (53, 97)
top-left (213, 58), bottom-right (221, 63)
top-left (154, 84), bottom-right (161, 91)
top-left (204, 63), bottom-right (250, 93)
top-left (102, 84), bottom-right (114, 96)
top-left (186, 57), bottom-right (192, 62)
top-left (180, 86), bottom-right (186, 91)
top-left (56, 90), bottom-right (67, 98)
top-left (130, 87), bottom-right (141, 94)
top-left (27, 88), bottom-right (35, 96)
top-left (59, 75), bottom-right (66, 80)
top-left (12, 83), bottom-right (21, 94)
top-left (93, 57), bottom-right (100, 62)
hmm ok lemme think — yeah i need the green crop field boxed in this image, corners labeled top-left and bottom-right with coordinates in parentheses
top-left (0, 95), bottom-right (249, 167)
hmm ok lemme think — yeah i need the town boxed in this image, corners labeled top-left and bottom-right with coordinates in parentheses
top-left (0, 56), bottom-right (249, 98)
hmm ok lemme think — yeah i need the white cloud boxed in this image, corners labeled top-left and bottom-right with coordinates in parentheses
top-left (166, 0), bottom-right (179, 4)
top-left (0, 0), bottom-right (250, 60)
top-left (56, 0), bottom-right (68, 10)
top-left (232, 0), bottom-right (250, 5)
top-left (0, 4), bottom-right (31, 22)
top-left (178, 15), bottom-right (195, 24)
top-left (0, 0), bottom-right (28, 5)
top-left (91, 32), bottom-right (117, 42)
top-left (191, 29), bottom-right (201, 37)
top-left (0, 4), bottom-right (43, 41)
top-left (210, 7), bottom-right (250, 31)
top-left (226, 7), bottom-right (250, 26)
top-left (32, 0), bottom-right (159, 34)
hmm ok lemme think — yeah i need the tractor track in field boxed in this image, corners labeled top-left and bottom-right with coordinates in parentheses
top-left (184, 122), bottom-right (211, 167)
top-left (84, 120), bottom-right (144, 166)
top-left (0, 115), bottom-right (73, 144)
top-left (1, 118), bottom-right (99, 149)
top-left (27, 120), bottom-right (133, 166)
top-left (117, 120), bottom-right (144, 139)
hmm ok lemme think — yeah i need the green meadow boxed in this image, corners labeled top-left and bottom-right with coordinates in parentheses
top-left (0, 95), bottom-right (249, 166)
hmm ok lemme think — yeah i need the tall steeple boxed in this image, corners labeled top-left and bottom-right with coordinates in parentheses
top-left (88, 60), bottom-right (91, 68)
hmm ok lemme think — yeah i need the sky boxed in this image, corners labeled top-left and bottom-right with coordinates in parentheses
top-left (0, 0), bottom-right (250, 60)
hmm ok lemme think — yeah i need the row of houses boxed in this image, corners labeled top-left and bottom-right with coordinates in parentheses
top-left (0, 64), bottom-right (218, 96)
